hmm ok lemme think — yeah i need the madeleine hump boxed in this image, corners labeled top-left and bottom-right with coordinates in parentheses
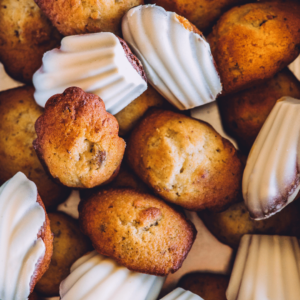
top-left (243, 97), bottom-right (300, 220)
top-left (227, 234), bottom-right (300, 300)
top-left (122, 5), bottom-right (222, 110)
top-left (60, 250), bottom-right (165, 300)
top-left (33, 32), bottom-right (147, 115)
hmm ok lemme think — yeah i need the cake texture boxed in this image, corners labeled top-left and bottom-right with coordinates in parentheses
top-left (33, 32), bottom-right (147, 115)
top-left (227, 234), bottom-right (300, 300)
top-left (0, 0), bottom-right (61, 83)
top-left (208, 2), bottom-right (300, 95)
top-left (149, 0), bottom-right (251, 32)
top-left (243, 97), bottom-right (300, 220)
top-left (160, 288), bottom-right (203, 300)
top-left (33, 87), bottom-right (126, 188)
top-left (60, 250), bottom-right (165, 300)
top-left (122, 5), bottom-right (222, 110)
top-left (79, 188), bottom-right (197, 276)
top-left (219, 68), bottom-right (300, 151)
top-left (0, 86), bottom-right (70, 210)
top-left (126, 109), bottom-right (243, 211)
top-left (34, 0), bottom-right (144, 36)
top-left (0, 172), bottom-right (53, 300)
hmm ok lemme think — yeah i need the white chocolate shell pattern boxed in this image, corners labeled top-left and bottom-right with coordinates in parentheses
top-left (226, 234), bottom-right (300, 300)
top-left (33, 32), bottom-right (147, 115)
top-left (0, 172), bottom-right (46, 300)
top-left (160, 288), bottom-right (203, 300)
top-left (122, 5), bottom-right (222, 110)
top-left (243, 97), bottom-right (300, 220)
top-left (60, 250), bottom-right (165, 300)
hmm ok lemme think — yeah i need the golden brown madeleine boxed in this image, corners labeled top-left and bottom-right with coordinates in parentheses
top-left (115, 86), bottom-right (170, 136)
top-left (126, 109), bottom-right (243, 212)
top-left (79, 188), bottom-right (197, 276)
top-left (35, 212), bottom-right (92, 296)
top-left (30, 193), bottom-right (53, 293)
top-left (198, 201), bottom-right (300, 249)
top-left (33, 87), bottom-right (126, 188)
top-left (0, 0), bottom-right (61, 83)
top-left (34, 0), bottom-right (144, 36)
top-left (208, 2), bottom-right (300, 95)
top-left (0, 86), bottom-right (70, 210)
top-left (218, 68), bottom-right (300, 151)
top-left (178, 272), bottom-right (229, 300)
top-left (149, 0), bottom-right (250, 32)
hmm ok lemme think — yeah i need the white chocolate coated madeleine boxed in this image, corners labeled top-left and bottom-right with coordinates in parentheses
top-left (243, 97), bottom-right (300, 220)
top-left (60, 250), bottom-right (165, 300)
top-left (0, 172), bottom-right (46, 300)
top-left (227, 235), bottom-right (300, 300)
top-left (33, 32), bottom-right (147, 115)
top-left (160, 288), bottom-right (203, 300)
top-left (122, 5), bottom-right (222, 110)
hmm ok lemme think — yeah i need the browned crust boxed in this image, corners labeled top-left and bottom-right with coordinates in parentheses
top-left (79, 188), bottom-right (197, 276)
top-left (126, 109), bottom-right (243, 212)
top-left (33, 87), bottom-right (126, 188)
top-left (117, 37), bottom-right (147, 83)
top-left (29, 193), bottom-right (53, 292)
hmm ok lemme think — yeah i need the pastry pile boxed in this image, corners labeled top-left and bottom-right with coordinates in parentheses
top-left (0, 0), bottom-right (300, 299)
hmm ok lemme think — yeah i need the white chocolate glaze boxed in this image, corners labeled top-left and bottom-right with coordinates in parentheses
top-left (243, 97), bottom-right (300, 220)
top-left (227, 235), bottom-right (300, 300)
top-left (60, 250), bottom-right (165, 300)
top-left (0, 172), bottom-right (46, 300)
top-left (122, 5), bottom-right (222, 110)
top-left (33, 32), bottom-right (147, 115)
top-left (160, 288), bottom-right (203, 300)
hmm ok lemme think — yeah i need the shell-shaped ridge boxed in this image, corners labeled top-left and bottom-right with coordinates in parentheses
top-left (242, 97), bottom-right (300, 219)
top-left (33, 32), bottom-right (147, 115)
top-left (0, 172), bottom-right (46, 300)
top-left (122, 5), bottom-right (222, 110)
top-left (227, 234), bottom-right (300, 300)
top-left (60, 250), bottom-right (165, 300)
top-left (160, 288), bottom-right (203, 300)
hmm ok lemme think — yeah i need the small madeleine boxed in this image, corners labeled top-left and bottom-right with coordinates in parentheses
top-left (33, 87), bottom-right (126, 189)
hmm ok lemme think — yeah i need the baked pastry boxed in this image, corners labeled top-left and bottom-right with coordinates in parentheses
top-left (0, 0), bottom-right (61, 83)
top-left (0, 86), bottom-right (70, 210)
top-left (160, 288), bottom-right (203, 300)
top-left (33, 32), bottom-right (147, 115)
top-left (208, 3), bottom-right (300, 95)
top-left (149, 0), bottom-right (250, 32)
top-left (178, 273), bottom-right (229, 300)
top-left (33, 87), bottom-right (126, 188)
top-left (0, 172), bottom-right (53, 299)
top-left (122, 5), bottom-right (222, 110)
top-left (60, 250), bottom-right (165, 300)
top-left (218, 68), bottom-right (300, 151)
top-left (199, 201), bottom-right (300, 249)
top-left (126, 109), bottom-right (243, 211)
top-left (80, 162), bottom-right (150, 201)
top-left (35, 212), bottom-right (92, 297)
top-left (79, 188), bottom-right (197, 275)
top-left (115, 86), bottom-right (170, 136)
top-left (34, 0), bottom-right (143, 36)
top-left (227, 234), bottom-right (300, 300)
top-left (243, 97), bottom-right (300, 219)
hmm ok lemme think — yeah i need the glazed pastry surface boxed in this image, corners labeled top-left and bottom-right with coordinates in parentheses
top-left (60, 250), bottom-right (165, 300)
top-left (227, 234), bottom-right (300, 300)
top-left (33, 32), bottom-right (147, 114)
top-left (0, 172), bottom-right (46, 300)
top-left (122, 5), bottom-right (222, 110)
top-left (243, 97), bottom-right (300, 219)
